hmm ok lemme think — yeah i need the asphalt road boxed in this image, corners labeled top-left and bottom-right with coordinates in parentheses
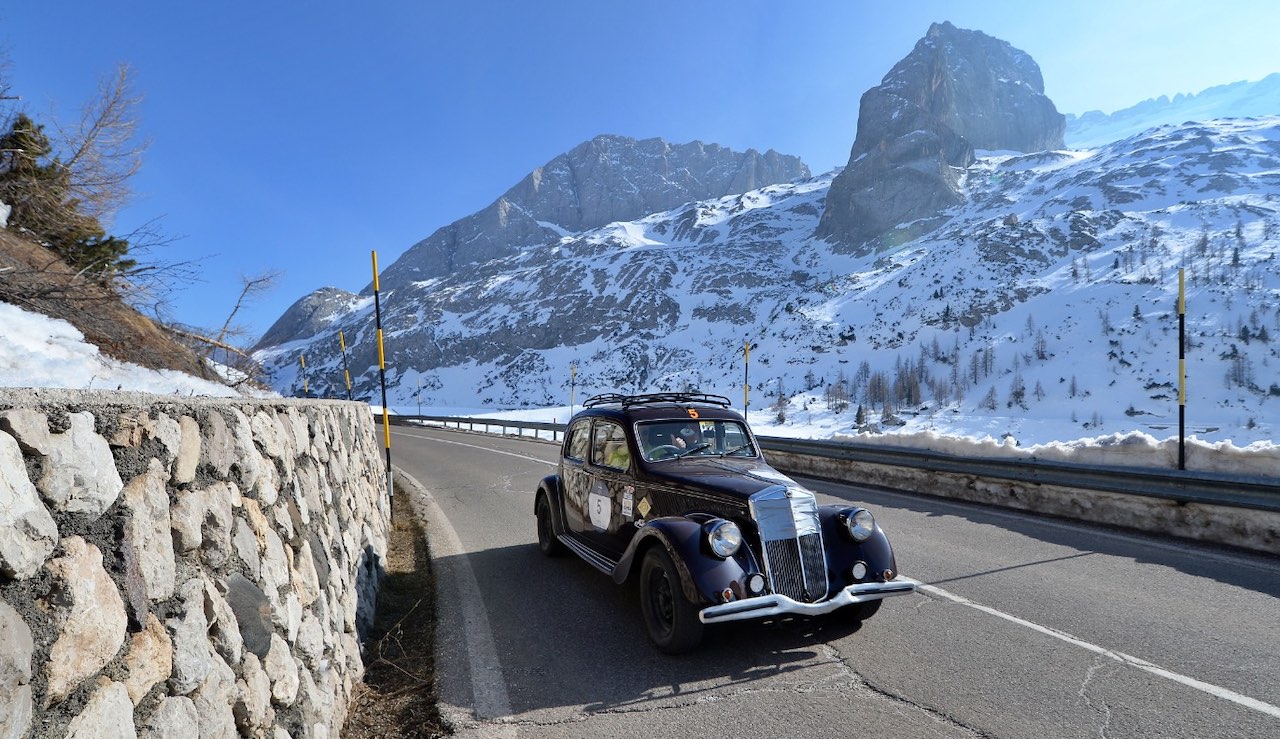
top-left (388, 425), bottom-right (1280, 739)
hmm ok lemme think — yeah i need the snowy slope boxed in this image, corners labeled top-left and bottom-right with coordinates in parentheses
top-left (0, 301), bottom-right (242, 396)
top-left (256, 117), bottom-right (1280, 449)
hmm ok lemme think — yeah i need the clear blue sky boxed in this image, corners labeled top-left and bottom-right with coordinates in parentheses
top-left (4, 1), bottom-right (1280, 342)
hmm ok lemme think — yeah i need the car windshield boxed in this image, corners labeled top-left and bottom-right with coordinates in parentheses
top-left (637, 419), bottom-right (756, 462)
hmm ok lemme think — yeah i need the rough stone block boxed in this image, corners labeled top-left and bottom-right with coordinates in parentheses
top-left (223, 573), bottom-right (273, 660)
top-left (203, 579), bottom-right (244, 666)
top-left (263, 634), bottom-right (299, 707)
top-left (231, 517), bottom-right (261, 578)
top-left (63, 680), bottom-right (137, 739)
top-left (121, 459), bottom-right (177, 603)
top-left (169, 487), bottom-right (204, 553)
top-left (166, 579), bottom-right (212, 696)
top-left (200, 481), bottom-right (235, 568)
top-left (145, 412), bottom-right (182, 458)
top-left (0, 598), bottom-right (33, 739)
top-left (141, 696), bottom-right (198, 739)
top-left (233, 652), bottom-right (272, 733)
top-left (192, 653), bottom-right (237, 739)
top-left (124, 614), bottom-right (172, 706)
top-left (1, 410), bottom-right (123, 518)
top-left (173, 416), bottom-right (200, 485)
top-left (0, 433), bottom-right (58, 579)
top-left (43, 537), bottom-right (128, 706)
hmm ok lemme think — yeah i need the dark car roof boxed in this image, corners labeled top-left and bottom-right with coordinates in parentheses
top-left (572, 393), bottom-right (746, 424)
top-left (564, 393), bottom-right (775, 502)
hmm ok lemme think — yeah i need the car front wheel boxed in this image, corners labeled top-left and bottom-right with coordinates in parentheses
top-left (640, 546), bottom-right (703, 654)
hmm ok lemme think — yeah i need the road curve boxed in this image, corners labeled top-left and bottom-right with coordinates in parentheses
top-left (389, 425), bottom-right (1280, 739)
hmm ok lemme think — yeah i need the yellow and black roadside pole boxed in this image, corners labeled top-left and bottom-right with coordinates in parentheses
top-left (338, 331), bottom-right (353, 401)
top-left (743, 338), bottom-right (751, 416)
top-left (372, 251), bottom-right (393, 512)
top-left (299, 354), bottom-right (309, 397)
top-left (1178, 268), bottom-right (1187, 470)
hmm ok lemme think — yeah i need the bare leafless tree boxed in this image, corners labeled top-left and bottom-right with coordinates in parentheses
top-left (217, 271), bottom-right (281, 345)
top-left (168, 271), bottom-right (281, 389)
top-left (52, 62), bottom-right (149, 228)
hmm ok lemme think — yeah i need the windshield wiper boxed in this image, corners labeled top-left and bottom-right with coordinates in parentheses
top-left (675, 442), bottom-right (711, 459)
top-left (719, 444), bottom-right (753, 457)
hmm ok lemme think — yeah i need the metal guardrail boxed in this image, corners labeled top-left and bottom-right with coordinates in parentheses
top-left (388, 414), bottom-right (567, 442)
top-left (383, 414), bottom-right (1279, 513)
top-left (760, 437), bottom-right (1279, 514)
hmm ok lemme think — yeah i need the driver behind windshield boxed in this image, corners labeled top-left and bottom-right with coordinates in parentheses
top-left (672, 424), bottom-right (700, 449)
top-left (643, 423), bottom-right (706, 460)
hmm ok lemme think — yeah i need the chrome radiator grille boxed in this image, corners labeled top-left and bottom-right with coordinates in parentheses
top-left (750, 486), bottom-right (829, 603)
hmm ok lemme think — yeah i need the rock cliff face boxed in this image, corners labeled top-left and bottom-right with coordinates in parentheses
top-left (816, 21), bottom-right (1065, 252)
top-left (373, 135), bottom-right (809, 291)
top-left (254, 287), bottom-right (365, 352)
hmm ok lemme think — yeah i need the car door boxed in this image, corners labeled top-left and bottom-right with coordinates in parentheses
top-left (560, 418), bottom-right (593, 537)
top-left (582, 419), bottom-right (636, 561)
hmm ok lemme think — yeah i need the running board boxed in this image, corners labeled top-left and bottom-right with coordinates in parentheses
top-left (558, 535), bottom-right (618, 575)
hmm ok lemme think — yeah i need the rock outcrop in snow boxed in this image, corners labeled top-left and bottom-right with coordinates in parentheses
top-left (816, 21), bottom-right (1065, 253)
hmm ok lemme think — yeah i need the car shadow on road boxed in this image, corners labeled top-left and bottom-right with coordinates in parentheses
top-left (435, 542), bottom-right (881, 722)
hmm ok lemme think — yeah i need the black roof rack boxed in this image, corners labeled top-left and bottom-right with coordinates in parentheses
top-left (583, 392), bottom-right (733, 409)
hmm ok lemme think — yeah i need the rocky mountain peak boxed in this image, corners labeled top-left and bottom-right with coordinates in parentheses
top-left (372, 134), bottom-right (809, 292)
top-left (253, 286), bottom-right (363, 351)
top-left (816, 21), bottom-right (1065, 252)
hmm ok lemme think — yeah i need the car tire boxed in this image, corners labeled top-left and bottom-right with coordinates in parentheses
top-left (536, 495), bottom-right (567, 557)
top-left (639, 546), bottom-right (704, 654)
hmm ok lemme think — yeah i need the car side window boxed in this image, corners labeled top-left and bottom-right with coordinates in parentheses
top-left (566, 421), bottom-right (590, 461)
top-left (591, 420), bottom-right (630, 471)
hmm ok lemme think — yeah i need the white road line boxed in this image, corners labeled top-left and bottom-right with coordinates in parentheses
top-left (391, 429), bottom-right (557, 467)
top-left (912, 580), bottom-right (1280, 719)
top-left (396, 469), bottom-right (518, 738)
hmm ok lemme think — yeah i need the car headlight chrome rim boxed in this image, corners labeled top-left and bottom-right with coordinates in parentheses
top-left (707, 520), bottom-right (742, 558)
top-left (845, 508), bottom-right (875, 542)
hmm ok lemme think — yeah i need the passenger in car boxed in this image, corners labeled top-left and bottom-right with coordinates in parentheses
top-left (604, 438), bottom-right (630, 469)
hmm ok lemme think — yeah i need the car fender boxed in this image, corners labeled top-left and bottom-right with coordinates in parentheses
top-left (613, 516), bottom-right (757, 606)
top-left (535, 474), bottom-right (567, 539)
top-left (818, 504), bottom-right (900, 581)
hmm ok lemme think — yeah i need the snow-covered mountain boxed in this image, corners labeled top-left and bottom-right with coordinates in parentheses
top-left (370, 135), bottom-right (810, 293)
top-left (254, 20), bottom-right (1280, 449)
top-left (255, 115), bottom-right (1280, 446)
top-left (1065, 73), bottom-right (1280, 149)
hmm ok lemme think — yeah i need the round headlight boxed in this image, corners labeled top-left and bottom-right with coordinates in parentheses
top-left (707, 520), bottom-right (742, 558)
top-left (845, 508), bottom-right (875, 542)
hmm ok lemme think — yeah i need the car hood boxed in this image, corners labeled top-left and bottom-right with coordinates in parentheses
top-left (641, 457), bottom-right (801, 500)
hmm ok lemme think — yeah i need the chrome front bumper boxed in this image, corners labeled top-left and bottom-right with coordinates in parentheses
top-left (698, 577), bottom-right (919, 624)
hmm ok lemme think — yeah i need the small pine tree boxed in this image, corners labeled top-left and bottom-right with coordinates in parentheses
top-left (0, 113), bottom-right (134, 273)
top-left (772, 378), bottom-right (790, 423)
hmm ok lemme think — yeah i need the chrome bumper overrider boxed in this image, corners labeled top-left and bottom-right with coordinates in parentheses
top-left (698, 577), bottom-right (919, 624)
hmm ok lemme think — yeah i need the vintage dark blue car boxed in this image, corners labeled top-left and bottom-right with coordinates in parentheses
top-left (534, 392), bottom-right (915, 653)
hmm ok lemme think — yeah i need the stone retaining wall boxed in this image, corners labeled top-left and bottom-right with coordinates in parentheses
top-left (0, 390), bottom-right (390, 739)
